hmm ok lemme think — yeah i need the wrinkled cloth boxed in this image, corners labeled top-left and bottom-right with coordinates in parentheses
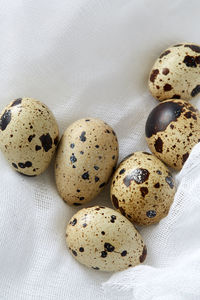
top-left (0, 0), bottom-right (200, 299)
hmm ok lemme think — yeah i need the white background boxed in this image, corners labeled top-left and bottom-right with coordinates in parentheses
top-left (0, 1), bottom-right (200, 299)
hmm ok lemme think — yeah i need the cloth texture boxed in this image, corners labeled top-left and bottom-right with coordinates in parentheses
top-left (0, 0), bottom-right (200, 299)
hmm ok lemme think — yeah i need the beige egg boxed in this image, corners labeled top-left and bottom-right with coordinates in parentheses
top-left (111, 152), bottom-right (175, 226)
top-left (55, 118), bottom-right (118, 206)
top-left (0, 97), bottom-right (59, 176)
top-left (149, 43), bottom-right (200, 101)
top-left (66, 206), bottom-right (147, 272)
top-left (145, 99), bottom-right (200, 170)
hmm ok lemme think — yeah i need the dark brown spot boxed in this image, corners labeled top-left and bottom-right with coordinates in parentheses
top-left (104, 243), bottom-right (115, 252)
top-left (112, 195), bottom-right (119, 209)
top-left (154, 182), bottom-right (160, 188)
top-left (12, 163), bottom-right (18, 169)
top-left (94, 166), bottom-right (99, 170)
top-left (154, 137), bottom-right (163, 153)
top-left (146, 210), bottom-right (156, 218)
top-left (162, 68), bottom-right (169, 75)
top-left (164, 83), bottom-right (172, 91)
top-left (119, 168), bottom-right (125, 175)
top-left (156, 170), bottom-right (162, 175)
top-left (165, 176), bottom-right (174, 189)
top-left (172, 94), bottom-right (181, 99)
top-left (159, 50), bottom-right (171, 58)
top-left (191, 85), bottom-right (200, 97)
top-left (35, 145), bottom-right (41, 151)
top-left (110, 215), bottom-right (116, 223)
top-left (121, 250), bottom-right (127, 257)
top-left (82, 172), bottom-right (89, 180)
top-left (11, 98), bottom-right (22, 106)
top-left (95, 176), bottom-right (99, 182)
top-left (79, 197), bottom-right (84, 201)
top-left (139, 245), bottom-right (147, 263)
top-left (0, 110), bottom-right (11, 131)
top-left (99, 182), bottom-right (106, 188)
top-left (79, 247), bottom-right (84, 252)
top-left (28, 134), bottom-right (35, 142)
top-left (145, 101), bottom-right (184, 138)
top-left (101, 231), bottom-right (105, 235)
top-left (123, 168), bottom-right (150, 186)
top-left (92, 267), bottom-right (99, 270)
top-left (70, 154), bottom-right (77, 164)
top-left (184, 111), bottom-right (192, 119)
top-left (170, 124), bottom-right (174, 129)
top-left (150, 69), bottom-right (159, 83)
top-left (72, 250), bottom-right (77, 256)
top-left (101, 251), bottom-right (107, 258)
top-left (73, 203), bottom-right (81, 206)
top-left (39, 133), bottom-right (52, 152)
top-left (70, 218), bottom-right (77, 226)
top-left (80, 131), bottom-right (86, 142)
top-left (83, 223), bottom-right (87, 227)
top-left (183, 55), bottom-right (197, 67)
top-left (182, 152), bottom-right (189, 165)
top-left (184, 44), bottom-right (200, 53)
top-left (192, 114), bottom-right (197, 120)
top-left (18, 161), bottom-right (32, 168)
top-left (140, 187), bottom-right (148, 197)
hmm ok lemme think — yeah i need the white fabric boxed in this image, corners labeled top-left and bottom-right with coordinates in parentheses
top-left (0, 0), bottom-right (200, 299)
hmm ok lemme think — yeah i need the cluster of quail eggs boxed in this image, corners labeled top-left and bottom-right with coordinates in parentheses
top-left (0, 43), bottom-right (200, 272)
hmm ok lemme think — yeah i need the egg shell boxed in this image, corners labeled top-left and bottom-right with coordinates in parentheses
top-left (55, 118), bottom-right (118, 206)
top-left (111, 152), bottom-right (175, 225)
top-left (145, 99), bottom-right (200, 170)
top-left (66, 206), bottom-right (147, 272)
top-left (149, 43), bottom-right (200, 101)
top-left (0, 97), bottom-right (59, 176)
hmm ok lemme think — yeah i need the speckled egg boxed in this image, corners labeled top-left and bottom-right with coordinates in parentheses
top-left (66, 206), bottom-right (147, 272)
top-left (111, 152), bottom-right (175, 226)
top-left (55, 118), bottom-right (118, 206)
top-left (0, 97), bottom-right (59, 176)
top-left (149, 43), bottom-right (200, 101)
top-left (145, 99), bottom-right (200, 170)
